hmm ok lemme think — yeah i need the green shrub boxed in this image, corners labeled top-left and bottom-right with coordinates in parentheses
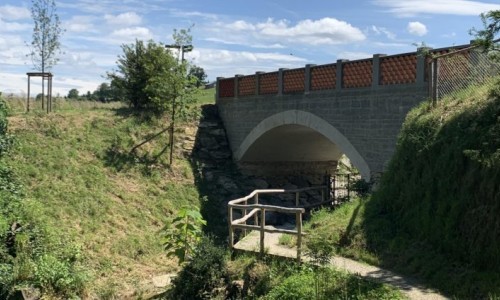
top-left (262, 268), bottom-right (315, 300)
top-left (168, 235), bottom-right (228, 299)
top-left (35, 254), bottom-right (88, 297)
top-left (264, 267), bottom-right (404, 300)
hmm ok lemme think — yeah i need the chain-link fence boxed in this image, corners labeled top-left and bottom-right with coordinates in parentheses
top-left (430, 43), bottom-right (500, 103)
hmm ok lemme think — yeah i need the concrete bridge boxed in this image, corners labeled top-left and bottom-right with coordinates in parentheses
top-left (215, 44), bottom-right (468, 181)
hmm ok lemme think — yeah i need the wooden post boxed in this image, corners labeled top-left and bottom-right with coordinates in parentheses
top-left (296, 211), bottom-right (302, 263)
top-left (27, 75), bottom-right (30, 112)
top-left (243, 199), bottom-right (248, 236)
top-left (347, 174), bottom-right (351, 200)
top-left (260, 208), bottom-right (265, 257)
top-left (48, 75), bottom-right (53, 112)
top-left (228, 205), bottom-right (234, 249)
top-left (332, 175), bottom-right (336, 203)
top-left (254, 194), bottom-right (259, 225)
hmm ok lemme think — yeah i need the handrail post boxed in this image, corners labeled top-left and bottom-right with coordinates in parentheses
top-left (254, 194), bottom-right (259, 225)
top-left (260, 208), bottom-right (265, 257)
top-left (296, 211), bottom-right (302, 263)
top-left (347, 173), bottom-right (351, 200)
top-left (243, 199), bottom-right (248, 236)
top-left (295, 192), bottom-right (299, 207)
top-left (228, 205), bottom-right (234, 249)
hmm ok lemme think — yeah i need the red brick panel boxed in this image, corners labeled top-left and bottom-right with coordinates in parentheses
top-left (380, 54), bottom-right (417, 85)
top-left (238, 75), bottom-right (256, 96)
top-left (259, 72), bottom-right (279, 95)
top-left (311, 64), bottom-right (336, 91)
top-left (283, 68), bottom-right (305, 94)
top-left (342, 60), bottom-right (372, 88)
top-left (219, 78), bottom-right (235, 98)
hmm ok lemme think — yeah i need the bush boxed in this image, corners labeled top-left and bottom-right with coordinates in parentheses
top-left (168, 235), bottom-right (227, 299)
top-left (262, 268), bottom-right (315, 300)
top-left (264, 267), bottom-right (403, 300)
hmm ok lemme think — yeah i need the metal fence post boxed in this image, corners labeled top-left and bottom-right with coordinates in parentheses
top-left (432, 58), bottom-right (439, 106)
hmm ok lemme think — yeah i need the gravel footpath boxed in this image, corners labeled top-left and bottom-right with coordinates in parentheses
top-left (233, 227), bottom-right (448, 300)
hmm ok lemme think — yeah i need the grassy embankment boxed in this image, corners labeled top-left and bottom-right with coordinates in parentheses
top-left (1, 89), bottom-right (215, 298)
top-left (306, 78), bottom-right (500, 298)
top-left (1, 87), bottom-right (404, 299)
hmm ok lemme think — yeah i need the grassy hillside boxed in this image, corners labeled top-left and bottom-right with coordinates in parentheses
top-left (306, 78), bottom-right (500, 298)
top-left (1, 90), bottom-right (215, 298)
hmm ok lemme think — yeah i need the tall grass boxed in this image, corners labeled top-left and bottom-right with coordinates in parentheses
top-left (305, 78), bottom-right (500, 298)
top-left (4, 100), bottom-right (206, 297)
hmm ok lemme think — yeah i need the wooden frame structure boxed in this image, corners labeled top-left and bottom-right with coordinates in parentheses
top-left (26, 72), bottom-right (53, 113)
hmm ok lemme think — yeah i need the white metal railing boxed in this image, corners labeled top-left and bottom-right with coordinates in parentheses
top-left (228, 186), bottom-right (329, 262)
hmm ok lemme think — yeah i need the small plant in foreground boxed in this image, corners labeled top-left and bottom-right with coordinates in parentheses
top-left (161, 206), bottom-right (206, 264)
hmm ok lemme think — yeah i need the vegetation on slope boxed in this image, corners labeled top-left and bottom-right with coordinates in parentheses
top-left (1, 94), bottom-right (210, 298)
top-left (1, 90), bottom-right (405, 299)
top-left (306, 78), bottom-right (500, 298)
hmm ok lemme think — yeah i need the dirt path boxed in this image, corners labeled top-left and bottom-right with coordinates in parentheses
top-left (233, 227), bottom-right (448, 300)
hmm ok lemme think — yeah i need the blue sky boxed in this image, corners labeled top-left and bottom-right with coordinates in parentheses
top-left (1, 0), bottom-right (499, 96)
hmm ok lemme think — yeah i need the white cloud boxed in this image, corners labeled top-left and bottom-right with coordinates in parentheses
top-left (189, 48), bottom-right (308, 79)
top-left (230, 20), bottom-right (256, 31)
top-left (0, 19), bottom-right (31, 32)
top-left (110, 27), bottom-right (153, 42)
top-left (370, 25), bottom-right (396, 40)
top-left (373, 0), bottom-right (500, 17)
top-left (337, 51), bottom-right (373, 60)
top-left (256, 18), bottom-right (366, 45)
top-left (204, 38), bottom-right (285, 49)
top-left (208, 17), bottom-right (365, 48)
top-left (65, 15), bottom-right (96, 33)
top-left (407, 21), bottom-right (428, 36)
top-left (169, 9), bottom-right (219, 20)
top-left (0, 35), bottom-right (28, 66)
top-left (0, 5), bottom-right (30, 21)
top-left (105, 12), bottom-right (142, 26)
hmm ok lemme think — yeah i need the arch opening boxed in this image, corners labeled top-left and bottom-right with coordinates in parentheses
top-left (236, 110), bottom-right (371, 181)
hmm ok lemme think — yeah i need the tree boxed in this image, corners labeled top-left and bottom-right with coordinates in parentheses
top-left (85, 91), bottom-right (92, 100)
top-left (108, 29), bottom-right (197, 165)
top-left (471, 10), bottom-right (500, 56)
top-left (107, 39), bottom-right (184, 111)
top-left (27, 0), bottom-right (63, 108)
top-left (67, 88), bottom-right (79, 99)
top-left (92, 82), bottom-right (112, 102)
top-left (188, 65), bottom-right (207, 88)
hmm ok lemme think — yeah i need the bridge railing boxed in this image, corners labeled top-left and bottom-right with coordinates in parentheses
top-left (216, 47), bottom-right (434, 100)
top-left (429, 40), bottom-right (500, 104)
top-left (216, 41), bottom-right (499, 103)
top-left (228, 186), bottom-right (329, 262)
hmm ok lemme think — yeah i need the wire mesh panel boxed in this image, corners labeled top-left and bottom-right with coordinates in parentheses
top-left (431, 46), bottom-right (500, 101)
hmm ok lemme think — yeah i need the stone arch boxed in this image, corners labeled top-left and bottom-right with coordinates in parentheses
top-left (235, 110), bottom-right (371, 181)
